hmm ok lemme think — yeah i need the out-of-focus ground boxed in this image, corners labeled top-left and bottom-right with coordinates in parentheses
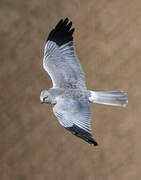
top-left (0, 0), bottom-right (141, 179)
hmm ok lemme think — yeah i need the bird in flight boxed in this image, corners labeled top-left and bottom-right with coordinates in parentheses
top-left (40, 18), bottom-right (128, 146)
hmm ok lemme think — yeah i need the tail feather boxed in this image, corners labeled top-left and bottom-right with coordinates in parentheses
top-left (89, 91), bottom-right (128, 107)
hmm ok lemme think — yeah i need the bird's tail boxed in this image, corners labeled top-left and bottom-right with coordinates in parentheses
top-left (89, 91), bottom-right (128, 107)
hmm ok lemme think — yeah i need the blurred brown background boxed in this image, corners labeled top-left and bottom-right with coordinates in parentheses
top-left (0, 0), bottom-right (141, 179)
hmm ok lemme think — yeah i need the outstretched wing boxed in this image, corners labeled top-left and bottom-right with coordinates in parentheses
top-left (43, 18), bottom-right (86, 90)
top-left (53, 99), bottom-right (98, 146)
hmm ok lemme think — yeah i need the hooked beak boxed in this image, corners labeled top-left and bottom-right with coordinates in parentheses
top-left (40, 99), bottom-right (44, 104)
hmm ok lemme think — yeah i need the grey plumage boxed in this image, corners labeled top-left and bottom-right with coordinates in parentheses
top-left (43, 41), bottom-right (86, 90)
top-left (40, 18), bottom-right (128, 146)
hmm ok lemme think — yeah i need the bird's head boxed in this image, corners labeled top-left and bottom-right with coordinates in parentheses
top-left (40, 89), bottom-right (56, 105)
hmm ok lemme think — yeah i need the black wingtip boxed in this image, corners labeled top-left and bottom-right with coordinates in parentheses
top-left (66, 125), bottom-right (98, 147)
top-left (47, 18), bottom-right (75, 46)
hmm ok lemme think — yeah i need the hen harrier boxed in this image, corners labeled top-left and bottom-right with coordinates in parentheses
top-left (40, 18), bottom-right (128, 146)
